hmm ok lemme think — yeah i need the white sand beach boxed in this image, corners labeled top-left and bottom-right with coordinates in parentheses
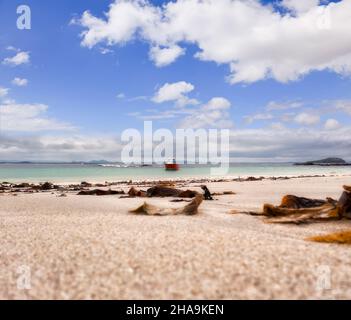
top-left (1, 175), bottom-right (351, 300)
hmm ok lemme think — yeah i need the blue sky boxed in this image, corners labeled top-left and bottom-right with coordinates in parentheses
top-left (1, 0), bottom-right (351, 161)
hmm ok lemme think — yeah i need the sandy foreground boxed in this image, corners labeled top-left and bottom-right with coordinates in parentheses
top-left (1, 175), bottom-right (351, 300)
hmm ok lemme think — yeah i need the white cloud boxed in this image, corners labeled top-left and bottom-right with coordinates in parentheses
top-left (149, 45), bottom-right (185, 67)
top-left (0, 103), bottom-right (75, 132)
top-left (132, 92), bottom-right (232, 126)
top-left (3, 126), bottom-right (351, 162)
top-left (0, 134), bottom-right (123, 162)
top-left (152, 81), bottom-right (199, 106)
top-left (12, 77), bottom-right (28, 87)
top-left (334, 100), bottom-right (351, 115)
top-left (130, 105), bottom-right (194, 121)
top-left (2, 99), bottom-right (16, 105)
top-left (324, 118), bottom-right (341, 130)
top-left (2, 51), bottom-right (30, 66)
top-left (6, 46), bottom-right (20, 52)
top-left (266, 101), bottom-right (303, 111)
top-left (281, 0), bottom-right (320, 14)
top-left (116, 92), bottom-right (125, 99)
top-left (128, 95), bottom-right (148, 102)
top-left (136, 111), bottom-right (178, 121)
top-left (294, 112), bottom-right (320, 125)
top-left (244, 113), bottom-right (274, 124)
top-left (77, 0), bottom-right (351, 84)
top-left (180, 97), bottom-right (233, 129)
top-left (270, 122), bottom-right (286, 130)
top-left (229, 126), bottom-right (351, 160)
top-left (0, 87), bottom-right (9, 98)
top-left (100, 47), bottom-right (113, 54)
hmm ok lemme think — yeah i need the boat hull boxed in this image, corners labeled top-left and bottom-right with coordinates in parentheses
top-left (165, 163), bottom-right (180, 171)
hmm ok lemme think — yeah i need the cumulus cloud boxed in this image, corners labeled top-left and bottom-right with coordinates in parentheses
top-left (12, 77), bottom-right (28, 87)
top-left (180, 97), bottom-right (233, 129)
top-left (281, 0), bottom-right (320, 14)
top-left (324, 118), bottom-right (341, 130)
top-left (152, 81), bottom-right (199, 106)
top-left (0, 87), bottom-right (9, 98)
top-left (2, 51), bottom-right (30, 66)
top-left (0, 103), bottom-right (75, 132)
top-left (149, 45), bottom-right (185, 67)
top-left (132, 89), bottom-right (232, 127)
top-left (76, 0), bottom-right (351, 84)
top-left (294, 112), bottom-right (320, 125)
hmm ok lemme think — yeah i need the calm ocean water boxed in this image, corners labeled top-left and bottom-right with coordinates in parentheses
top-left (0, 163), bottom-right (350, 183)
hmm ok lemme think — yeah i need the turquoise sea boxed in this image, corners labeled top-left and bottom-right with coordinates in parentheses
top-left (0, 163), bottom-right (350, 183)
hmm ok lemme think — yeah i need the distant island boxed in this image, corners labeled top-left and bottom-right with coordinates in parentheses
top-left (294, 157), bottom-right (351, 166)
top-left (0, 160), bottom-right (114, 165)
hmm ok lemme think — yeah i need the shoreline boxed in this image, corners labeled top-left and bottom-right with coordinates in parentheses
top-left (1, 172), bottom-right (351, 187)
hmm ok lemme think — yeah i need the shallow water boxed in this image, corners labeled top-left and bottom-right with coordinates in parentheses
top-left (0, 163), bottom-right (350, 183)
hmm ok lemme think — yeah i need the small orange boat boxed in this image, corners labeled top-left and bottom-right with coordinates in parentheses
top-left (165, 159), bottom-right (180, 171)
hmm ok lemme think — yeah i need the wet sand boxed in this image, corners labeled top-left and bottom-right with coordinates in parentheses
top-left (1, 175), bottom-right (351, 299)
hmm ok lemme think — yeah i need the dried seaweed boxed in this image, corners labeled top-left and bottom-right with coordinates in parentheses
top-left (146, 186), bottom-right (199, 198)
top-left (307, 230), bottom-right (351, 244)
top-left (130, 194), bottom-right (204, 216)
top-left (77, 189), bottom-right (125, 196)
top-left (263, 203), bottom-right (340, 224)
top-left (232, 186), bottom-right (351, 224)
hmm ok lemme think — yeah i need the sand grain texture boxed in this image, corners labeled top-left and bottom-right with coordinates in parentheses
top-left (1, 176), bottom-right (351, 299)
